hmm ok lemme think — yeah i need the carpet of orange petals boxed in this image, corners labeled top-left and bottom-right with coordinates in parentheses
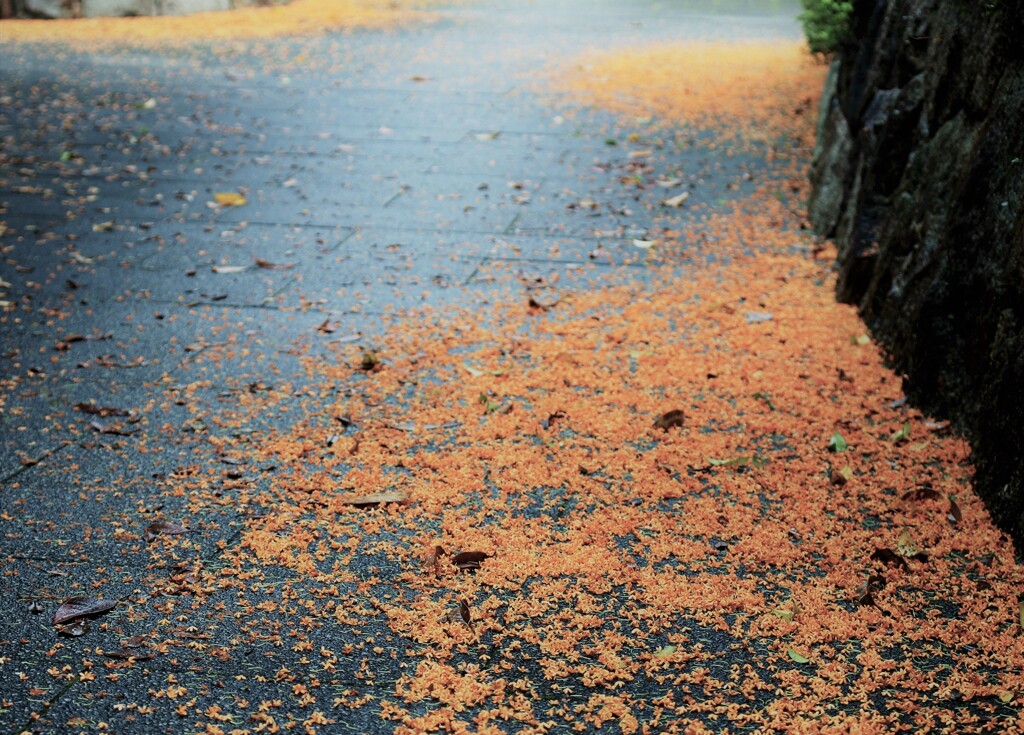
top-left (556, 42), bottom-right (824, 147)
top-left (0, 0), bottom-right (441, 46)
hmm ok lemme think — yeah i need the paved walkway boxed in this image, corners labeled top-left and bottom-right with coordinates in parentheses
top-left (2, 2), bottom-right (1022, 734)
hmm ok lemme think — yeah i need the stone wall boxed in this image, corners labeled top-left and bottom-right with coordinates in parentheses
top-left (809, 0), bottom-right (1024, 544)
top-left (4, 0), bottom-right (275, 18)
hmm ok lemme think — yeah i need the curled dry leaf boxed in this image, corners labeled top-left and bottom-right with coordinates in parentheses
top-left (902, 487), bottom-right (941, 502)
top-left (855, 574), bottom-right (886, 606)
top-left (662, 191), bottom-right (690, 208)
top-left (89, 419), bottom-right (136, 436)
top-left (360, 350), bottom-right (381, 371)
top-left (947, 498), bottom-right (963, 524)
top-left (460, 600), bottom-right (472, 624)
top-left (145, 521), bottom-right (188, 542)
top-left (60, 620), bottom-right (90, 637)
top-left (101, 648), bottom-right (155, 661)
top-left (254, 258), bottom-right (294, 271)
top-left (53, 596), bottom-right (117, 626)
top-left (830, 465), bottom-right (854, 486)
top-left (339, 490), bottom-right (408, 508)
top-left (452, 551), bottom-right (490, 570)
top-left (542, 410), bottom-right (567, 430)
top-left (870, 548), bottom-right (909, 571)
top-left (653, 409), bottom-right (685, 430)
top-left (75, 403), bottom-right (131, 418)
top-left (528, 288), bottom-right (561, 311)
top-left (425, 544), bottom-right (446, 576)
top-left (896, 528), bottom-right (925, 559)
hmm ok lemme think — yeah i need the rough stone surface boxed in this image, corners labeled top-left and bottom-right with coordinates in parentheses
top-left (9, 0), bottom-right (242, 17)
top-left (21, 0), bottom-right (69, 18)
top-left (810, 0), bottom-right (1024, 544)
top-left (157, 0), bottom-right (230, 14)
top-left (81, 0), bottom-right (156, 17)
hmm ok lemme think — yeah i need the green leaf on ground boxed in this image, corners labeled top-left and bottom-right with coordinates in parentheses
top-left (890, 422), bottom-right (911, 443)
top-left (708, 456), bottom-right (749, 467)
top-left (787, 647), bottom-right (809, 664)
top-left (828, 432), bottom-right (848, 452)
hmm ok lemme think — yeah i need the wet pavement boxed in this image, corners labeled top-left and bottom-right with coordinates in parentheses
top-left (3, 2), bottom-right (1022, 734)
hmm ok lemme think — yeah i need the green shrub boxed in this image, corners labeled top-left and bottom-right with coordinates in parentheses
top-left (799, 0), bottom-right (854, 55)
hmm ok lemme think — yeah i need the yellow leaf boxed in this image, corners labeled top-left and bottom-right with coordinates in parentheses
top-left (896, 528), bottom-right (922, 558)
top-left (997, 690), bottom-right (1014, 704)
top-left (214, 192), bottom-right (247, 207)
top-left (773, 608), bottom-right (794, 622)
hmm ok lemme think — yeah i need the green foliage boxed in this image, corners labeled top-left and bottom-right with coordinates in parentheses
top-left (799, 0), bottom-right (854, 55)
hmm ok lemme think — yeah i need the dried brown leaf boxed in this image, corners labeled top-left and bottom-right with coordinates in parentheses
top-left (254, 258), bottom-right (294, 271)
top-left (145, 521), bottom-right (188, 542)
top-left (653, 409), bottom-right (685, 430)
top-left (101, 648), bottom-right (155, 661)
top-left (947, 498), bottom-right (963, 524)
top-left (75, 403), bottom-right (131, 418)
top-left (452, 551), bottom-right (490, 570)
top-left (902, 487), bottom-right (941, 502)
top-left (89, 419), bottom-right (135, 436)
top-left (870, 548), bottom-right (909, 571)
top-left (339, 490), bottom-right (408, 508)
top-left (53, 597), bottom-right (117, 626)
